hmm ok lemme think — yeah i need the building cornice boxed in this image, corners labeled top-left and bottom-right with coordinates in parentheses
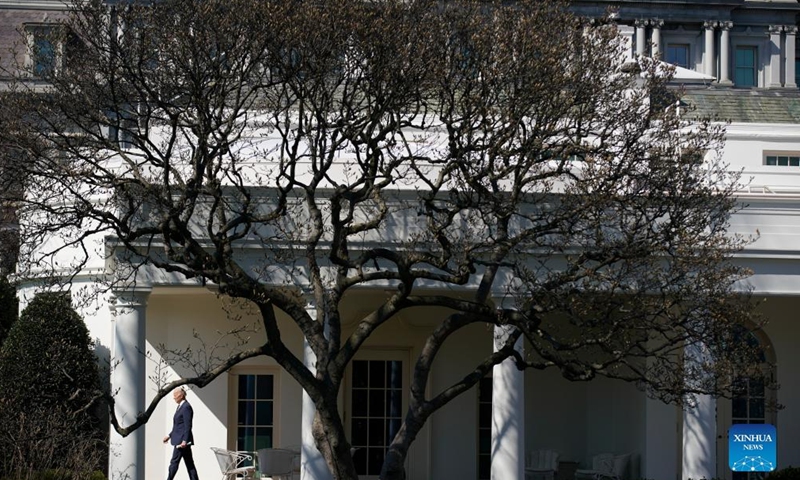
top-left (0, 0), bottom-right (69, 10)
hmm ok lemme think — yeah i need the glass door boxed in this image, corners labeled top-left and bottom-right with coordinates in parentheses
top-left (346, 350), bottom-right (408, 479)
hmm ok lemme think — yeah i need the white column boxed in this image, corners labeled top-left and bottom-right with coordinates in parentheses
top-left (109, 288), bottom-right (150, 480)
top-left (635, 20), bottom-right (648, 57)
top-left (682, 344), bottom-right (717, 480)
top-left (768, 25), bottom-right (783, 88)
top-left (704, 21), bottom-right (717, 79)
top-left (491, 325), bottom-right (525, 480)
top-left (300, 305), bottom-right (333, 480)
top-left (785, 26), bottom-right (798, 88)
top-left (719, 22), bottom-right (733, 85)
top-left (644, 398), bottom-right (678, 480)
top-left (651, 19), bottom-right (663, 58)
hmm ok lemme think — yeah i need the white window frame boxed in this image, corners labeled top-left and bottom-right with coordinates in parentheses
top-left (763, 150), bottom-right (800, 167)
top-left (227, 366), bottom-right (282, 452)
top-left (24, 23), bottom-right (65, 78)
top-left (345, 349), bottom-right (410, 480)
top-left (665, 43), bottom-right (691, 69)
top-left (731, 33), bottom-right (766, 88)
top-left (660, 29), bottom-right (701, 71)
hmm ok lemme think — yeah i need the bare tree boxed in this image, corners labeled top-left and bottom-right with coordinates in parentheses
top-left (0, 0), bottom-right (768, 479)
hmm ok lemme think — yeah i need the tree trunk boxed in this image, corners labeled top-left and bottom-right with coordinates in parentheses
top-left (313, 397), bottom-right (359, 480)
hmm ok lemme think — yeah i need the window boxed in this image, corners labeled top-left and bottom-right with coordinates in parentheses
top-left (234, 373), bottom-right (275, 453)
top-left (735, 46), bottom-right (757, 87)
top-left (349, 357), bottom-right (405, 478)
top-left (477, 376), bottom-right (492, 480)
top-left (666, 44), bottom-right (690, 69)
top-left (27, 25), bottom-right (59, 77)
top-left (764, 152), bottom-right (800, 167)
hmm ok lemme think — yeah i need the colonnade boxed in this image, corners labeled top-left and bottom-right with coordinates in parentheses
top-left (632, 18), bottom-right (798, 88)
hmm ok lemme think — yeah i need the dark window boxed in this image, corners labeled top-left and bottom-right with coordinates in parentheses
top-left (666, 44), bottom-right (690, 69)
top-left (350, 360), bottom-right (403, 477)
top-left (236, 374), bottom-right (274, 456)
top-left (477, 376), bottom-right (492, 480)
top-left (764, 153), bottom-right (800, 167)
top-left (28, 26), bottom-right (57, 77)
top-left (795, 58), bottom-right (799, 87)
top-left (735, 46), bottom-right (757, 87)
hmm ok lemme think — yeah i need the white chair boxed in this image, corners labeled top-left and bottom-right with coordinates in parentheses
top-left (211, 447), bottom-right (256, 480)
top-left (575, 453), bottom-right (631, 480)
top-left (257, 448), bottom-right (297, 480)
top-left (525, 449), bottom-right (560, 480)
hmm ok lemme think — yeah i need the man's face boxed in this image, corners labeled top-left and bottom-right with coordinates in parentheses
top-left (173, 389), bottom-right (185, 404)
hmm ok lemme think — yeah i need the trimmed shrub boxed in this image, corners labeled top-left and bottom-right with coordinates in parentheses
top-left (770, 467), bottom-right (800, 480)
top-left (0, 292), bottom-right (105, 479)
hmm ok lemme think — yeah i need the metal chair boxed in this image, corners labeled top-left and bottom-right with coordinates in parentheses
top-left (211, 447), bottom-right (256, 480)
top-left (525, 449), bottom-right (560, 480)
top-left (575, 453), bottom-right (631, 480)
top-left (257, 448), bottom-right (297, 480)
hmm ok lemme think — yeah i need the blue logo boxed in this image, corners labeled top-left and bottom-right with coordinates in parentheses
top-left (729, 424), bottom-right (776, 472)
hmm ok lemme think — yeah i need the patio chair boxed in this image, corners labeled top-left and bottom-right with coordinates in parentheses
top-left (525, 449), bottom-right (560, 480)
top-left (574, 453), bottom-right (631, 480)
top-left (257, 448), bottom-right (297, 480)
top-left (211, 447), bottom-right (256, 480)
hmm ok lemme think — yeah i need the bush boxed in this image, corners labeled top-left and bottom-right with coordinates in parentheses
top-left (0, 292), bottom-right (105, 479)
top-left (770, 467), bottom-right (800, 480)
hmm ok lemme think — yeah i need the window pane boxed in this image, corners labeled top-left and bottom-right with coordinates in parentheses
top-left (766, 156), bottom-right (777, 165)
top-left (255, 427), bottom-right (273, 450)
top-left (667, 45), bottom-right (689, 68)
top-left (386, 418), bottom-right (401, 444)
top-left (238, 400), bottom-right (255, 425)
top-left (353, 361), bottom-right (368, 388)
top-left (790, 157), bottom-right (800, 166)
top-left (238, 426), bottom-right (254, 452)
top-left (239, 375), bottom-right (256, 400)
top-left (368, 389), bottom-right (385, 417)
top-left (352, 389), bottom-right (368, 417)
top-left (386, 390), bottom-right (402, 418)
top-left (732, 397), bottom-right (747, 418)
top-left (386, 361), bottom-right (402, 389)
top-left (256, 400), bottom-right (273, 425)
top-left (479, 377), bottom-right (492, 403)
top-left (749, 399), bottom-right (765, 420)
top-left (369, 360), bottom-right (386, 388)
top-left (353, 447), bottom-right (367, 474)
top-left (367, 448), bottom-right (385, 476)
top-left (368, 419), bottom-right (385, 446)
top-left (778, 156), bottom-right (789, 166)
top-left (256, 375), bottom-right (273, 400)
top-left (352, 418), bottom-right (368, 446)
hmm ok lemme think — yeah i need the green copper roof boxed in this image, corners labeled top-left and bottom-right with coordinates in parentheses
top-left (680, 89), bottom-right (800, 124)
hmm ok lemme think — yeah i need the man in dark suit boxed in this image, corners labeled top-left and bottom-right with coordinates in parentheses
top-left (163, 387), bottom-right (200, 480)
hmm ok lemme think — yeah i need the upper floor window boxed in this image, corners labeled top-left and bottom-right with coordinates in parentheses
top-left (795, 57), bottom-right (799, 87)
top-left (764, 151), bottom-right (800, 167)
top-left (666, 44), bottom-right (690, 69)
top-left (735, 46), bottom-right (757, 87)
top-left (26, 25), bottom-right (60, 77)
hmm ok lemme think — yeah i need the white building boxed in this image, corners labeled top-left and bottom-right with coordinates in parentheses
top-left (4, 1), bottom-right (800, 480)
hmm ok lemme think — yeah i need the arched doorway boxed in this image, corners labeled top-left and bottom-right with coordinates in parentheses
top-left (716, 327), bottom-right (777, 480)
